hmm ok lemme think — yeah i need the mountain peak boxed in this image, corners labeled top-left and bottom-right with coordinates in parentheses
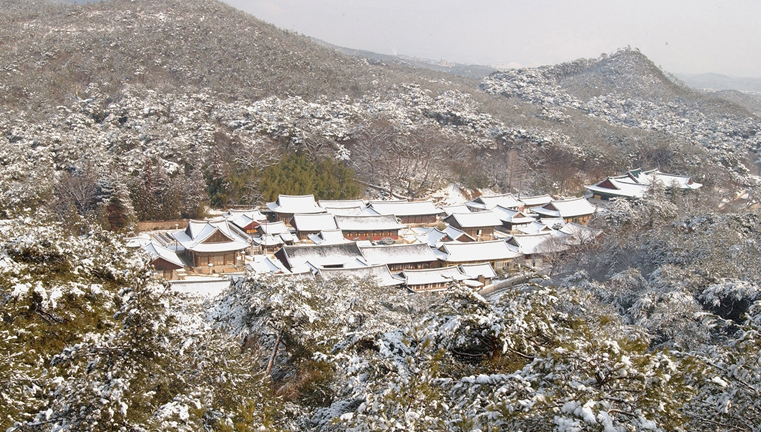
top-left (549, 48), bottom-right (683, 101)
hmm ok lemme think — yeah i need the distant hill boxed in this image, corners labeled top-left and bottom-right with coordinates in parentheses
top-left (310, 38), bottom-right (498, 80)
top-left (481, 48), bottom-right (760, 187)
top-left (555, 50), bottom-right (685, 101)
top-left (677, 72), bottom-right (761, 93)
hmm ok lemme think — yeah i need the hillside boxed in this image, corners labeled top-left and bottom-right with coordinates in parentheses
top-left (0, 0), bottom-right (451, 109)
top-left (481, 48), bottom-right (761, 188)
top-left (708, 89), bottom-right (761, 117)
top-left (1, 0), bottom-right (760, 223)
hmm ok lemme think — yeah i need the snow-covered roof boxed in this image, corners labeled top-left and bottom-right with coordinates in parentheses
top-left (247, 255), bottom-right (291, 275)
top-left (321, 206), bottom-right (366, 216)
top-left (400, 266), bottom-right (476, 288)
top-left (491, 205), bottom-right (537, 224)
top-left (172, 220), bottom-right (249, 253)
top-left (258, 221), bottom-right (290, 235)
top-left (359, 243), bottom-right (438, 266)
top-left (252, 234), bottom-right (284, 247)
top-left (442, 205), bottom-right (471, 216)
top-left (318, 199), bottom-right (366, 209)
top-left (517, 220), bottom-right (555, 235)
top-left (443, 211), bottom-right (502, 229)
top-left (559, 222), bottom-right (603, 245)
top-left (532, 197), bottom-right (597, 219)
top-left (318, 264), bottom-right (405, 287)
top-left (587, 169), bottom-right (702, 197)
top-left (291, 213), bottom-right (338, 232)
top-left (290, 261), bottom-right (321, 275)
top-left (276, 243), bottom-right (365, 269)
top-left (585, 177), bottom-right (650, 199)
top-left (368, 200), bottom-right (443, 217)
top-left (518, 194), bottom-right (553, 207)
top-left (224, 209), bottom-right (268, 230)
top-left (225, 208), bottom-right (267, 219)
top-left (266, 194), bottom-right (325, 214)
top-left (439, 240), bottom-right (521, 263)
top-left (280, 231), bottom-right (294, 243)
top-left (307, 230), bottom-right (350, 245)
top-left (144, 242), bottom-right (185, 268)
top-left (507, 232), bottom-right (568, 255)
top-left (466, 193), bottom-right (522, 211)
top-left (126, 234), bottom-right (151, 248)
top-left (442, 225), bottom-right (472, 241)
top-left (414, 228), bottom-right (449, 247)
top-left (342, 257), bottom-right (371, 268)
top-left (646, 171), bottom-right (702, 190)
top-left (413, 226), bottom-right (472, 247)
top-left (431, 247), bottom-right (448, 260)
top-left (459, 263), bottom-right (497, 280)
top-left (334, 215), bottom-right (406, 231)
top-left (538, 218), bottom-right (566, 229)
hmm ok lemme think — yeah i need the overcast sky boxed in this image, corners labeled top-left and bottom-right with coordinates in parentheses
top-left (222, 0), bottom-right (761, 78)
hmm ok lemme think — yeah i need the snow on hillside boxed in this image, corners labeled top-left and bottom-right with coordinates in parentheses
top-left (481, 49), bottom-right (761, 184)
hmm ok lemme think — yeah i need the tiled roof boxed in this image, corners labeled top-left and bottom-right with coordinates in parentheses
top-left (308, 230), bottom-right (350, 245)
top-left (400, 266), bottom-right (474, 287)
top-left (368, 200), bottom-right (443, 217)
top-left (518, 194), bottom-right (553, 207)
top-left (439, 240), bottom-right (520, 263)
top-left (491, 205), bottom-right (536, 224)
top-left (259, 221), bottom-right (290, 235)
top-left (443, 211), bottom-right (502, 228)
top-left (291, 213), bottom-right (338, 232)
top-left (334, 214), bottom-right (406, 231)
top-left (507, 232), bottom-right (568, 255)
top-left (517, 220), bottom-right (556, 235)
top-left (248, 256), bottom-right (290, 275)
top-left (318, 199), bottom-right (367, 209)
top-left (459, 263), bottom-right (497, 280)
top-left (277, 243), bottom-right (364, 269)
top-left (532, 197), bottom-right (597, 219)
top-left (585, 177), bottom-right (649, 198)
top-left (359, 243), bottom-right (438, 266)
top-left (466, 193), bottom-right (522, 211)
top-left (266, 194), bottom-right (325, 214)
top-left (172, 220), bottom-right (249, 253)
top-left (224, 209), bottom-right (267, 230)
top-left (442, 205), bottom-right (471, 216)
top-left (144, 242), bottom-right (185, 268)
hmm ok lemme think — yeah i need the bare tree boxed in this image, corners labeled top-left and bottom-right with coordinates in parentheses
top-left (51, 167), bottom-right (99, 219)
top-left (348, 119), bottom-right (403, 196)
top-left (349, 120), bottom-right (456, 198)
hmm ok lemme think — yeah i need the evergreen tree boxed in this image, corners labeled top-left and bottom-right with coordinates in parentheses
top-left (258, 153), bottom-right (360, 202)
top-left (183, 166), bottom-right (208, 218)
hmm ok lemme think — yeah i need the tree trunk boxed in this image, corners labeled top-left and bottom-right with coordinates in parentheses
top-left (266, 327), bottom-right (284, 376)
